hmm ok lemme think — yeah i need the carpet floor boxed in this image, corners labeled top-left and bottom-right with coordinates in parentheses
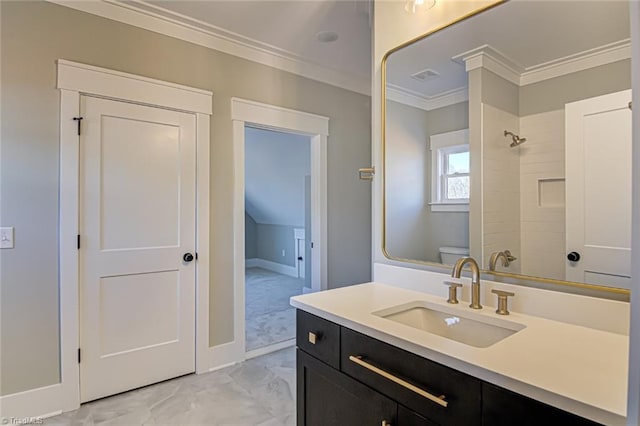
top-left (245, 267), bottom-right (304, 352)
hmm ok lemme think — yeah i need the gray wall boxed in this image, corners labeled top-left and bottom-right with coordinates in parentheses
top-left (245, 212), bottom-right (258, 259)
top-left (0, 1), bottom-right (371, 395)
top-left (385, 100), bottom-right (469, 263)
top-left (481, 68), bottom-right (520, 114)
top-left (244, 127), bottom-right (310, 226)
top-left (520, 59), bottom-right (631, 116)
top-left (256, 224), bottom-right (297, 266)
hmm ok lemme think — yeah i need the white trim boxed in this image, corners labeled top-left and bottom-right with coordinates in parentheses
top-left (458, 41), bottom-right (631, 87)
top-left (520, 39), bottom-right (631, 86)
top-left (195, 112), bottom-right (211, 375)
top-left (47, 1), bottom-right (369, 96)
top-left (56, 60), bottom-right (212, 114)
top-left (294, 228), bottom-right (305, 279)
top-left (245, 339), bottom-right (296, 360)
top-left (0, 384), bottom-right (64, 420)
top-left (294, 228), bottom-right (305, 241)
top-left (232, 119), bottom-right (247, 364)
top-left (429, 203), bottom-right (469, 213)
top-left (245, 258), bottom-right (297, 278)
top-left (39, 61), bottom-right (212, 417)
top-left (386, 84), bottom-right (468, 111)
top-left (58, 89), bottom-right (81, 414)
top-left (231, 98), bottom-right (329, 137)
top-left (232, 97), bottom-right (328, 357)
top-left (390, 40), bottom-right (631, 110)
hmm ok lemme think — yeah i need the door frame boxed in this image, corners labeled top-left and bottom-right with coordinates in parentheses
top-left (231, 97), bottom-right (328, 357)
top-left (56, 60), bottom-right (212, 412)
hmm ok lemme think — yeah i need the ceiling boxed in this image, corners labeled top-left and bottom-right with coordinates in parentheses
top-left (386, 0), bottom-right (630, 99)
top-left (130, 0), bottom-right (373, 80)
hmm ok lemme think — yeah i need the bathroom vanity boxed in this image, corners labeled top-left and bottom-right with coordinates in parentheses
top-left (291, 280), bottom-right (628, 425)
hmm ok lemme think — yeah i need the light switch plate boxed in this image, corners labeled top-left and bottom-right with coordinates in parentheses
top-left (1, 227), bottom-right (14, 249)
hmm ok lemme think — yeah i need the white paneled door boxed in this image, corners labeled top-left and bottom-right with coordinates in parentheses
top-left (565, 90), bottom-right (632, 288)
top-left (79, 96), bottom-right (196, 402)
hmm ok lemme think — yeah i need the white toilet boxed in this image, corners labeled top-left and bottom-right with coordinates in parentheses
top-left (439, 246), bottom-right (470, 265)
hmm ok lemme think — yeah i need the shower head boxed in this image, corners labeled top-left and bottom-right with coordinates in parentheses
top-left (504, 130), bottom-right (526, 147)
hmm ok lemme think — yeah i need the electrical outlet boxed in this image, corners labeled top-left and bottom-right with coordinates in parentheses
top-left (0, 227), bottom-right (14, 249)
top-left (282, 249), bottom-right (285, 257)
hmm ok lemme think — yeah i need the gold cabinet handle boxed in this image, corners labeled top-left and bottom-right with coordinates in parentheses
top-left (382, 421), bottom-right (391, 426)
top-left (308, 332), bottom-right (318, 344)
top-left (349, 355), bottom-right (448, 408)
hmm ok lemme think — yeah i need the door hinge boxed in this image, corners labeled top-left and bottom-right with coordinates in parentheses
top-left (78, 348), bottom-right (81, 363)
top-left (358, 166), bottom-right (375, 181)
top-left (77, 234), bottom-right (81, 250)
top-left (311, 242), bottom-right (314, 249)
top-left (629, 101), bottom-right (633, 110)
top-left (195, 252), bottom-right (198, 260)
top-left (73, 116), bottom-right (84, 136)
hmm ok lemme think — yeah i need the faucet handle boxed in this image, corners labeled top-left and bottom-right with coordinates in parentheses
top-left (443, 281), bottom-right (463, 304)
top-left (491, 289), bottom-right (515, 315)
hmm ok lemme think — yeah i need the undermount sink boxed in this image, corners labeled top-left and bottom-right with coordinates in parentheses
top-left (373, 301), bottom-right (526, 348)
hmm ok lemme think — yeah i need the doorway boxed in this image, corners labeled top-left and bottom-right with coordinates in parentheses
top-left (244, 127), bottom-right (311, 353)
top-left (231, 97), bottom-right (328, 360)
top-left (56, 60), bottom-right (212, 413)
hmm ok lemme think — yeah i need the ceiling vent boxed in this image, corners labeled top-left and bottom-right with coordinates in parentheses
top-left (410, 68), bottom-right (439, 82)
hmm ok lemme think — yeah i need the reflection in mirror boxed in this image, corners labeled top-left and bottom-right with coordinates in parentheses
top-left (384, 0), bottom-right (631, 291)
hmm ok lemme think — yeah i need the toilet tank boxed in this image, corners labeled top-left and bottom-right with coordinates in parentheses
top-left (439, 246), bottom-right (469, 265)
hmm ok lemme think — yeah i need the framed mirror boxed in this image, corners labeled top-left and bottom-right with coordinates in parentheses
top-left (383, 0), bottom-right (631, 297)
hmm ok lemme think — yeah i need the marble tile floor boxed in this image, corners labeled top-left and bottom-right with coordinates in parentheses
top-left (45, 348), bottom-right (296, 426)
top-left (245, 268), bottom-right (304, 352)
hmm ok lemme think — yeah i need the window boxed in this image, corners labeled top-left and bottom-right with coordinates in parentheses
top-left (430, 129), bottom-right (470, 212)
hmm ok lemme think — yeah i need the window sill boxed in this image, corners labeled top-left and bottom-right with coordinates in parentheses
top-left (429, 202), bottom-right (469, 212)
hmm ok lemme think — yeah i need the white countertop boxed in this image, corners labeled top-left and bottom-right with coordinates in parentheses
top-left (291, 282), bottom-right (629, 425)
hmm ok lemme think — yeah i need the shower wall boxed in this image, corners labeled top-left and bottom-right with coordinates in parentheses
top-left (481, 103), bottom-right (521, 273)
top-left (519, 110), bottom-right (566, 280)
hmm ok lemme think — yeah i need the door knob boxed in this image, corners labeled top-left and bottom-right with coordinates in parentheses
top-left (183, 253), bottom-right (194, 262)
top-left (567, 252), bottom-right (581, 262)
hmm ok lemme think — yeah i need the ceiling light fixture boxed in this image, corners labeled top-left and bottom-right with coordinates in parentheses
top-left (405, 0), bottom-right (436, 14)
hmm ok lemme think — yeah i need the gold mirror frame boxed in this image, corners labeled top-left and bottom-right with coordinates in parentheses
top-left (381, 0), bottom-right (630, 298)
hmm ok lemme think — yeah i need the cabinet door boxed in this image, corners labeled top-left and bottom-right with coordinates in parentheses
top-left (482, 383), bottom-right (601, 426)
top-left (398, 405), bottom-right (439, 426)
top-left (297, 349), bottom-right (397, 426)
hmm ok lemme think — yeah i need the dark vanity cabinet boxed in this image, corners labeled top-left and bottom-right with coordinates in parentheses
top-left (296, 310), bottom-right (600, 426)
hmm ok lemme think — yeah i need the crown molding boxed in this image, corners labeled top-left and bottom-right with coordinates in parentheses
top-left (456, 40), bottom-right (631, 87)
top-left (386, 84), bottom-right (468, 112)
top-left (520, 39), bottom-right (631, 86)
top-left (46, 0), bottom-right (371, 96)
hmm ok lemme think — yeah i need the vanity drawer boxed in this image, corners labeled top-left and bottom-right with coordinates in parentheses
top-left (296, 310), bottom-right (340, 369)
top-left (341, 327), bottom-right (481, 426)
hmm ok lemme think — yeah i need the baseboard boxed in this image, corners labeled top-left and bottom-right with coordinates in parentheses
top-left (245, 258), bottom-right (297, 278)
top-left (302, 286), bottom-right (316, 294)
top-left (0, 383), bottom-right (66, 420)
top-left (245, 339), bottom-right (295, 360)
top-left (203, 340), bottom-right (244, 373)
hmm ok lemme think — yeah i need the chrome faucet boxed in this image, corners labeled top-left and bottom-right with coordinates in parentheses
top-left (488, 250), bottom-right (517, 271)
top-left (451, 257), bottom-right (482, 309)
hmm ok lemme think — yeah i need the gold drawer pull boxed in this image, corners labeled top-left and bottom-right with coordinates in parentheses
top-left (349, 355), bottom-right (448, 408)
top-left (308, 332), bottom-right (318, 344)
